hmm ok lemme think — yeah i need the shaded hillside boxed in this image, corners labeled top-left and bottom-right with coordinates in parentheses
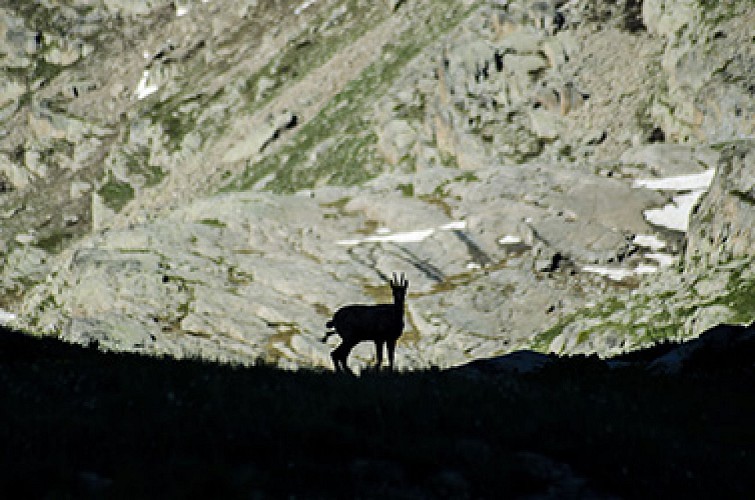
top-left (2, 324), bottom-right (754, 498)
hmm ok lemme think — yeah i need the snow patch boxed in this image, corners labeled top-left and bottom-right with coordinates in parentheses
top-left (337, 228), bottom-right (435, 246)
top-left (634, 263), bottom-right (660, 274)
top-left (176, 4), bottom-right (189, 16)
top-left (440, 220), bottom-right (467, 230)
top-left (0, 309), bottom-right (16, 326)
top-left (632, 234), bottom-right (666, 251)
top-left (498, 235), bottom-right (522, 245)
top-left (646, 252), bottom-right (677, 268)
top-left (583, 266), bottom-right (636, 281)
top-left (643, 190), bottom-right (706, 232)
top-left (634, 169), bottom-right (715, 232)
top-left (337, 220), bottom-right (466, 246)
top-left (295, 0), bottom-right (317, 15)
top-left (633, 169), bottom-right (715, 190)
top-left (135, 70), bottom-right (158, 99)
top-left (583, 264), bottom-right (658, 281)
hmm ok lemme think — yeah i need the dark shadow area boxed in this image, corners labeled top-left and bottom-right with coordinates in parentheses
top-left (1, 322), bottom-right (754, 498)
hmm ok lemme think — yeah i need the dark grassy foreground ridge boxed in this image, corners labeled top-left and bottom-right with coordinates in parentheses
top-left (1, 325), bottom-right (755, 498)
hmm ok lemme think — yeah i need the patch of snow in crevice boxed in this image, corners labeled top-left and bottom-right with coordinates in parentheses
top-left (440, 220), bottom-right (467, 230)
top-left (337, 228), bottom-right (435, 246)
top-left (634, 169), bottom-right (716, 232)
top-left (646, 252), bottom-right (676, 268)
top-left (582, 264), bottom-right (658, 281)
top-left (634, 263), bottom-right (659, 274)
top-left (337, 220), bottom-right (466, 246)
top-left (583, 266), bottom-right (636, 281)
top-left (134, 70), bottom-right (158, 99)
top-left (176, 4), bottom-right (190, 16)
top-left (632, 234), bottom-right (666, 251)
top-left (295, 0), bottom-right (317, 15)
top-left (498, 235), bottom-right (522, 245)
top-left (633, 169), bottom-right (716, 190)
top-left (0, 309), bottom-right (17, 326)
top-left (643, 190), bottom-right (706, 232)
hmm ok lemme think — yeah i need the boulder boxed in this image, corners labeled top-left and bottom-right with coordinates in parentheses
top-left (0, 78), bottom-right (25, 110)
top-left (0, 154), bottom-right (30, 190)
top-left (376, 120), bottom-right (417, 166)
top-left (528, 218), bottom-right (633, 265)
top-left (620, 144), bottom-right (717, 177)
top-left (642, 0), bottom-right (699, 37)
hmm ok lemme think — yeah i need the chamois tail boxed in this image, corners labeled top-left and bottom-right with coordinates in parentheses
top-left (322, 320), bottom-right (336, 343)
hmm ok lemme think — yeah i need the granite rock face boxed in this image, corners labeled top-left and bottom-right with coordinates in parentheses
top-left (1, 0), bottom-right (753, 369)
top-left (643, 0), bottom-right (754, 142)
top-left (685, 141), bottom-right (755, 270)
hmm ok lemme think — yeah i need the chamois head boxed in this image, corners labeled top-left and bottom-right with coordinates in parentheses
top-left (390, 272), bottom-right (409, 305)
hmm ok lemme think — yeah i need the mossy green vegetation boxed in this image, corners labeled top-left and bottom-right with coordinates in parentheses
top-left (198, 218), bottom-right (226, 228)
top-left (397, 182), bottom-right (414, 197)
top-left (699, 0), bottom-right (745, 25)
top-left (143, 0), bottom-right (388, 161)
top-left (224, 1), bottom-right (473, 194)
top-left (707, 267), bottom-right (755, 325)
top-left (34, 231), bottom-right (74, 254)
top-left (32, 59), bottom-right (63, 83)
top-left (532, 257), bottom-right (755, 355)
top-left (145, 93), bottom-right (207, 152)
top-left (454, 171), bottom-right (480, 183)
top-left (238, 0), bottom-right (388, 113)
top-left (98, 177), bottom-right (134, 212)
top-left (1, 325), bottom-right (754, 498)
top-left (121, 148), bottom-right (166, 187)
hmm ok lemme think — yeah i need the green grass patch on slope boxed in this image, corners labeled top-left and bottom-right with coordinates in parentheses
top-left (237, 0), bottom-right (388, 112)
top-left (142, 0), bottom-right (387, 157)
top-left (98, 176), bottom-right (134, 212)
top-left (224, 1), bottom-right (474, 194)
top-left (531, 258), bottom-right (755, 355)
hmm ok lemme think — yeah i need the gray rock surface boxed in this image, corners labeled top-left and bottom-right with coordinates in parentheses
top-left (685, 141), bottom-right (755, 270)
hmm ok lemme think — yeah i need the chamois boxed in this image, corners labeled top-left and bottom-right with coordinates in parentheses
top-left (323, 273), bottom-right (409, 373)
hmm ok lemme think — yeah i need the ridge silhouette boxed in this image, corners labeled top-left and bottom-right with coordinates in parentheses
top-left (2, 321), bottom-right (755, 497)
top-left (322, 272), bottom-right (408, 373)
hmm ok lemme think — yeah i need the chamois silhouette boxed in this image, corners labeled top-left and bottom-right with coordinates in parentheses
top-left (322, 273), bottom-right (409, 373)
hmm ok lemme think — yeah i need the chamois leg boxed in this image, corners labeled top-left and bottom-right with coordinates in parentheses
top-left (374, 340), bottom-right (385, 369)
top-left (387, 338), bottom-right (397, 371)
top-left (332, 338), bottom-right (356, 374)
top-left (329, 350), bottom-right (340, 371)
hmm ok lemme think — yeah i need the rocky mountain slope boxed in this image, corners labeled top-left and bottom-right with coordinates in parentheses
top-left (0, 0), bottom-right (753, 370)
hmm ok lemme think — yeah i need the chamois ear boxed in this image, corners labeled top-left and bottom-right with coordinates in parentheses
top-left (400, 272), bottom-right (408, 288)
